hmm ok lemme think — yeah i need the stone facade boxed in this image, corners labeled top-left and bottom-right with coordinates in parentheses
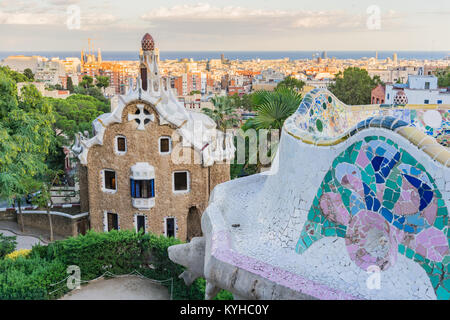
top-left (75, 33), bottom-right (232, 241)
top-left (80, 99), bottom-right (229, 240)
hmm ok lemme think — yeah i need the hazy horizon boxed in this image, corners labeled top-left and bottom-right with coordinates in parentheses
top-left (0, 1), bottom-right (448, 51)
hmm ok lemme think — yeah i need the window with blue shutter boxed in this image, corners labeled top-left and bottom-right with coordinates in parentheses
top-left (130, 179), bottom-right (155, 199)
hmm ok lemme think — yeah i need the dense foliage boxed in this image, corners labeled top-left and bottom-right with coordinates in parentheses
top-left (0, 66), bottom-right (31, 83)
top-left (202, 96), bottom-right (240, 130)
top-left (228, 93), bottom-right (253, 111)
top-left (276, 76), bottom-right (305, 91)
top-left (0, 234), bottom-right (17, 259)
top-left (435, 67), bottom-right (450, 88)
top-left (0, 230), bottom-right (232, 300)
top-left (0, 69), bottom-right (55, 207)
top-left (251, 87), bottom-right (302, 131)
top-left (0, 255), bottom-right (67, 299)
top-left (329, 67), bottom-right (382, 105)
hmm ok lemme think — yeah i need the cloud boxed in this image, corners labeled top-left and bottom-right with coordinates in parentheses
top-left (141, 3), bottom-right (365, 30)
top-left (46, 0), bottom-right (81, 5)
top-left (0, 4), bottom-right (118, 30)
top-left (0, 12), bottom-right (61, 25)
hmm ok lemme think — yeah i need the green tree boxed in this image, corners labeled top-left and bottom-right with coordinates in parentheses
top-left (0, 71), bottom-right (55, 228)
top-left (329, 67), bottom-right (380, 105)
top-left (0, 234), bottom-right (17, 258)
top-left (276, 76), bottom-right (305, 91)
top-left (229, 93), bottom-right (253, 111)
top-left (0, 66), bottom-right (28, 83)
top-left (95, 75), bottom-right (110, 91)
top-left (74, 85), bottom-right (109, 104)
top-left (251, 87), bottom-right (302, 132)
top-left (435, 67), bottom-right (450, 87)
top-left (234, 88), bottom-right (302, 174)
top-left (23, 68), bottom-right (34, 81)
top-left (66, 76), bottom-right (74, 93)
top-left (79, 75), bottom-right (94, 89)
top-left (45, 94), bottom-right (110, 171)
top-left (202, 96), bottom-right (240, 131)
top-left (32, 170), bottom-right (62, 242)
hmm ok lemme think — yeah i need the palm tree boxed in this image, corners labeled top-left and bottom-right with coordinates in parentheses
top-left (202, 96), bottom-right (240, 131)
top-left (244, 88), bottom-right (302, 171)
top-left (251, 87), bottom-right (302, 133)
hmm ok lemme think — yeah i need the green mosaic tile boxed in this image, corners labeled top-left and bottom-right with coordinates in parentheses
top-left (414, 253), bottom-right (425, 262)
top-left (324, 171), bottom-right (332, 183)
top-left (364, 136), bottom-right (378, 142)
top-left (416, 163), bottom-right (426, 172)
top-left (401, 152), bottom-right (417, 166)
top-left (384, 188), bottom-right (393, 201)
top-left (354, 141), bottom-right (363, 150)
top-left (386, 179), bottom-right (397, 189)
top-left (304, 236), bottom-right (312, 247)
top-left (364, 165), bottom-right (375, 176)
top-left (350, 152), bottom-right (357, 163)
top-left (443, 278), bottom-right (450, 291)
top-left (316, 188), bottom-right (323, 198)
top-left (308, 209), bottom-right (315, 221)
top-left (434, 217), bottom-right (445, 229)
top-left (392, 191), bottom-right (400, 203)
top-left (437, 207), bottom-right (448, 216)
top-left (313, 197), bottom-right (319, 207)
top-left (341, 191), bottom-right (351, 207)
top-left (361, 171), bottom-right (372, 185)
top-left (421, 262), bottom-right (433, 273)
top-left (336, 228), bottom-right (346, 238)
top-left (406, 248), bottom-right (414, 259)
top-left (398, 244), bottom-right (405, 255)
top-left (436, 287), bottom-right (450, 300)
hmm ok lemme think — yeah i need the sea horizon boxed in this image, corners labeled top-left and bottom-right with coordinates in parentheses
top-left (0, 50), bottom-right (449, 62)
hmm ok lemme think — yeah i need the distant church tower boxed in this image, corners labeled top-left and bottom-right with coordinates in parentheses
top-left (97, 48), bottom-right (102, 64)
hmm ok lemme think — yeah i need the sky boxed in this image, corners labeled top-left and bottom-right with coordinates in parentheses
top-left (0, 0), bottom-right (449, 52)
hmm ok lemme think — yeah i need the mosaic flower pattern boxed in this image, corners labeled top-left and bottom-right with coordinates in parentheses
top-left (295, 136), bottom-right (450, 300)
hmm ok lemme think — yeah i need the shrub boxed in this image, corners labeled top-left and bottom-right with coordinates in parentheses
top-left (32, 230), bottom-right (145, 280)
top-left (0, 234), bottom-right (17, 259)
top-left (0, 256), bottom-right (67, 300)
top-left (2, 230), bottom-right (234, 300)
top-left (5, 249), bottom-right (31, 260)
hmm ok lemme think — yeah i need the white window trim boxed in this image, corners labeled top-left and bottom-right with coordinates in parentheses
top-left (172, 171), bottom-right (190, 194)
top-left (101, 169), bottom-right (117, 194)
top-left (134, 214), bottom-right (148, 234)
top-left (158, 136), bottom-right (172, 155)
top-left (103, 211), bottom-right (120, 232)
top-left (114, 135), bottom-right (127, 155)
top-left (164, 216), bottom-right (177, 238)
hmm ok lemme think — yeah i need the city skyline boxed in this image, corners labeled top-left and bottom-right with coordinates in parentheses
top-left (0, 0), bottom-right (449, 51)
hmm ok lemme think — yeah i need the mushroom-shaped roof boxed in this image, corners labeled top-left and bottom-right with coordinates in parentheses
top-left (393, 90), bottom-right (408, 105)
top-left (141, 33), bottom-right (155, 51)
